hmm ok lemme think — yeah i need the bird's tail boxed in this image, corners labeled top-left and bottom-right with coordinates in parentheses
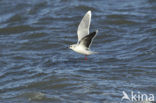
top-left (91, 51), bottom-right (98, 54)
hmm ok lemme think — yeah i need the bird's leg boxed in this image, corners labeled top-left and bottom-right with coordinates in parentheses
top-left (85, 55), bottom-right (87, 60)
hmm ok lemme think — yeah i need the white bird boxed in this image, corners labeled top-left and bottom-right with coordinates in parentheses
top-left (69, 10), bottom-right (98, 60)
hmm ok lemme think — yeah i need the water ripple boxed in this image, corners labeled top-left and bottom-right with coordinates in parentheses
top-left (0, 0), bottom-right (156, 102)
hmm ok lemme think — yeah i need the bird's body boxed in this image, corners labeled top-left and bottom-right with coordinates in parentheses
top-left (69, 10), bottom-right (98, 58)
top-left (70, 44), bottom-right (95, 55)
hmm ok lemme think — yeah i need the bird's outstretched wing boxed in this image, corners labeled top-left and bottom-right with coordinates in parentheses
top-left (77, 11), bottom-right (91, 42)
top-left (79, 30), bottom-right (98, 48)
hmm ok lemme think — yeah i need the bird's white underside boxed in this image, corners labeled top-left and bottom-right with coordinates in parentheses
top-left (71, 44), bottom-right (94, 55)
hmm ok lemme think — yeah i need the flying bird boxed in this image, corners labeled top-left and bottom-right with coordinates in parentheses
top-left (69, 10), bottom-right (98, 60)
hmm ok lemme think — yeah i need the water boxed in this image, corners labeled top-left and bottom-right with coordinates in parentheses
top-left (0, 0), bottom-right (156, 103)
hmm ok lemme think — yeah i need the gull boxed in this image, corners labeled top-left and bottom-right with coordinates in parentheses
top-left (69, 10), bottom-right (98, 60)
